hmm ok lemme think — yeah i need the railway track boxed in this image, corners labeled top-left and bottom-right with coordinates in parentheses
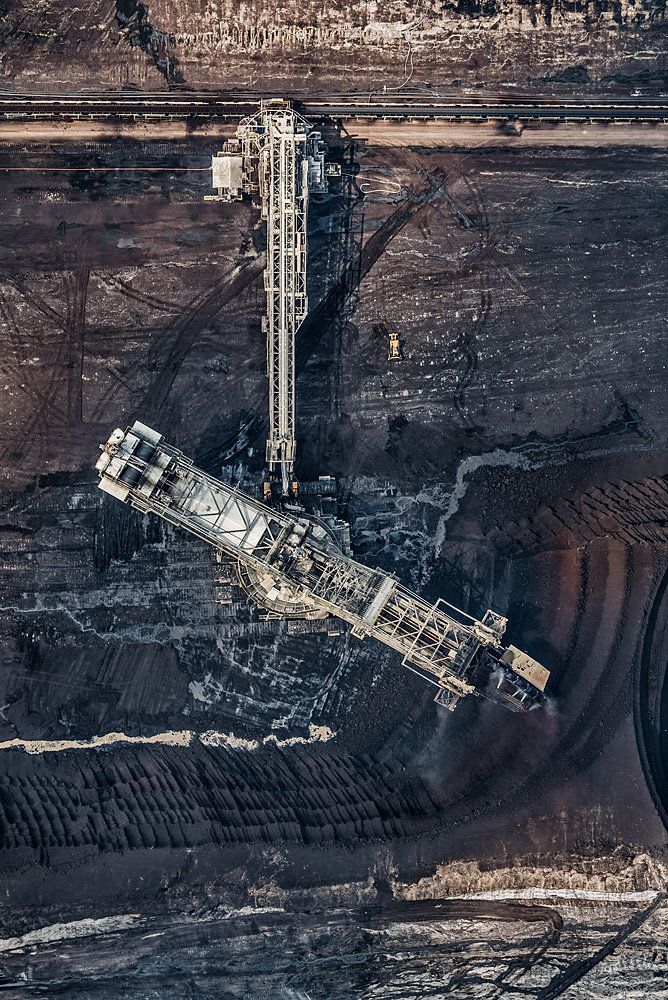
top-left (0, 92), bottom-right (667, 122)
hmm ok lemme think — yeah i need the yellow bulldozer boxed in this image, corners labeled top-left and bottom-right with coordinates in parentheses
top-left (387, 331), bottom-right (402, 361)
top-left (374, 323), bottom-right (402, 361)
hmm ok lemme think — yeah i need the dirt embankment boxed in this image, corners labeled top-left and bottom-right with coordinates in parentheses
top-left (0, 1), bottom-right (666, 94)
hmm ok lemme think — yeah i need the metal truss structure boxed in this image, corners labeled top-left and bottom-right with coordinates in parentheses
top-left (209, 100), bottom-right (327, 495)
top-left (94, 104), bottom-right (551, 717)
top-left (96, 422), bottom-right (550, 713)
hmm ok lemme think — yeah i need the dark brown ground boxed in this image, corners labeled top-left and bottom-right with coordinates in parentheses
top-left (0, 5), bottom-right (667, 994)
top-left (1, 0), bottom-right (666, 95)
top-left (0, 124), bottom-right (665, 898)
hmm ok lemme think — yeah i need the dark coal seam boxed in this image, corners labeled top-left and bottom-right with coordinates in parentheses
top-left (115, 2), bottom-right (184, 85)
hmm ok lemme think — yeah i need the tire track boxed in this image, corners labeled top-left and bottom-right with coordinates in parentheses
top-left (535, 892), bottom-right (665, 1000)
top-left (2, 274), bottom-right (65, 328)
top-left (65, 251), bottom-right (90, 426)
top-left (0, 287), bottom-right (64, 423)
top-left (141, 256), bottom-right (265, 420)
top-left (256, 166), bottom-right (451, 489)
top-left (0, 282), bottom-right (69, 477)
top-left (109, 276), bottom-right (183, 316)
top-left (444, 174), bottom-right (490, 425)
top-left (296, 169), bottom-right (448, 375)
top-left (451, 285), bottom-right (488, 424)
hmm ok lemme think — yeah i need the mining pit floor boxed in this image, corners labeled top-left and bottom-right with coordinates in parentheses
top-left (0, 3), bottom-right (667, 998)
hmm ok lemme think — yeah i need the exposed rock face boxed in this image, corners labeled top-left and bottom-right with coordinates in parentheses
top-left (0, 0), bottom-right (666, 92)
top-left (394, 851), bottom-right (667, 897)
top-left (0, 850), bottom-right (666, 997)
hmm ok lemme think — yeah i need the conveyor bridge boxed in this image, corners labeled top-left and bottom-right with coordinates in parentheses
top-left (97, 422), bottom-right (550, 713)
top-left (208, 100), bottom-right (329, 495)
